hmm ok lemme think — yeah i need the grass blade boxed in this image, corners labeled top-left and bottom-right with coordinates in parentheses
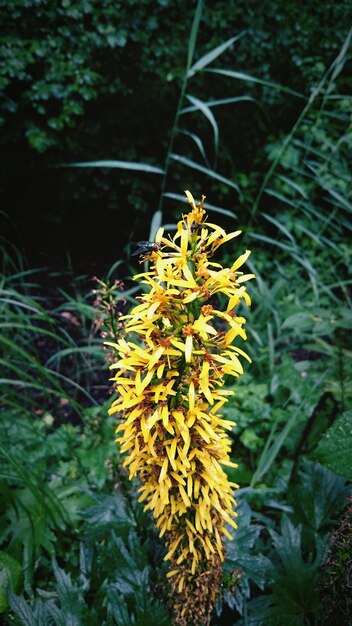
top-left (178, 130), bottom-right (211, 167)
top-left (170, 153), bottom-right (241, 193)
top-left (187, 31), bottom-right (247, 77)
top-left (186, 0), bottom-right (204, 70)
top-left (180, 95), bottom-right (257, 114)
top-left (184, 94), bottom-right (219, 157)
top-left (62, 160), bottom-right (164, 174)
top-left (163, 191), bottom-right (237, 218)
top-left (205, 68), bottom-right (304, 98)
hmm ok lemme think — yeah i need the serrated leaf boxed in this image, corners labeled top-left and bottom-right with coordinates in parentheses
top-left (0, 551), bottom-right (22, 612)
top-left (232, 595), bottom-right (273, 625)
top-left (111, 531), bottom-right (150, 580)
top-left (83, 493), bottom-right (135, 539)
top-left (115, 566), bottom-right (150, 597)
top-left (8, 592), bottom-right (55, 626)
top-left (106, 588), bottom-right (133, 626)
top-left (224, 500), bottom-right (273, 590)
top-left (269, 517), bottom-right (303, 571)
top-left (51, 559), bottom-right (85, 626)
top-left (289, 461), bottom-right (350, 532)
top-left (313, 411), bottom-right (352, 480)
top-left (8, 593), bottom-right (38, 626)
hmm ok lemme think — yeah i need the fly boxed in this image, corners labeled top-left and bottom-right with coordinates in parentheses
top-left (131, 241), bottom-right (161, 257)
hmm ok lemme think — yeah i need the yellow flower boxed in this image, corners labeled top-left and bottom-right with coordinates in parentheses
top-left (107, 190), bottom-right (254, 626)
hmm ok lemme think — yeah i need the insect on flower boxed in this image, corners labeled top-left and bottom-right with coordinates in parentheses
top-left (131, 241), bottom-right (161, 257)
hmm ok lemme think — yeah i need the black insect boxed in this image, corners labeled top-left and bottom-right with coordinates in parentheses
top-left (131, 241), bottom-right (161, 257)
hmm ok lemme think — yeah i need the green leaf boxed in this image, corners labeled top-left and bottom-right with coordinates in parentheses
top-left (313, 411), bottom-right (352, 480)
top-left (281, 312), bottom-right (314, 331)
top-left (205, 68), bottom-right (304, 98)
top-left (170, 153), bottom-right (241, 193)
top-left (0, 550), bottom-right (22, 613)
top-left (184, 94), bottom-right (219, 156)
top-left (83, 493), bottom-right (135, 540)
top-left (178, 129), bottom-right (211, 167)
top-left (250, 373), bottom-right (328, 488)
top-left (8, 592), bottom-right (47, 626)
top-left (49, 559), bottom-right (85, 626)
top-left (186, 0), bottom-right (203, 70)
top-left (289, 461), bottom-right (350, 532)
top-left (106, 588), bottom-right (133, 626)
top-left (187, 32), bottom-right (247, 77)
top-left (221, 499), bottom-right (273, 616)
top-left (62, 160), bottom-right (164, 174)
top-left (180, 95), bottom-right (257, 114)
top-left (265, 516), bottom-right (324, 625)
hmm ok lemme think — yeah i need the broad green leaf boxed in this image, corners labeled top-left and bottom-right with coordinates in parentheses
top-left (0, 551), bottom-right (22, 613)
top-left (83, 493), bottom-right (135, 539)
top-left (313, 412), bottom-right (352, 480)
top-left (281, 312), bottom-right (314, 331)
top-left (289, 461), bottom-right (350, 531)
top-left (50, 560), bottom-right (84, 626)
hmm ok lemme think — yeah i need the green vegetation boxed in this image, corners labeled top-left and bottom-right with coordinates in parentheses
top-left (0, 1), bottom-right (351, 624)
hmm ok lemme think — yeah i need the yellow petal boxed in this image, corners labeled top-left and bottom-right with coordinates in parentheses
top-left (185, 334), bottom-right (193, 363)
top-left (231, 249), bottom-right (251, 271)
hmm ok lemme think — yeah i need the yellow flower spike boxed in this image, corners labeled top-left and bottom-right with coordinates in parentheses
top-left (184, 333), bottom-right (193, 363)
top-left (107, 190), bottom-right (254, 626)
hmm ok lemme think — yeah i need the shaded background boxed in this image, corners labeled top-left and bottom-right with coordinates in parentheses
top-left (1, 0), bottom-right (351, 276)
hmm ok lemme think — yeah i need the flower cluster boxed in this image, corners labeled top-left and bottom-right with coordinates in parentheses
top-left (107, 191), bottom-right (254, 625)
